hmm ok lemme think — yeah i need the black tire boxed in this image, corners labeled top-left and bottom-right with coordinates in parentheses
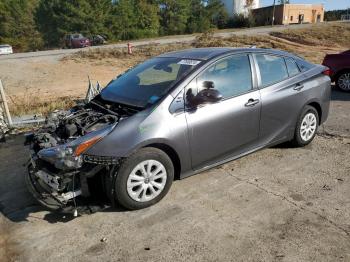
top-left (291, 105), bottom-right (319, 147)
top-left (114, 147), bottom-right (174, 210)
top-left (336, 71), bottom-right (350, 92)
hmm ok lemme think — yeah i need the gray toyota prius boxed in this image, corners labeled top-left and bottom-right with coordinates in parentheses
top-left (26, 48), bottom-right (331, 211)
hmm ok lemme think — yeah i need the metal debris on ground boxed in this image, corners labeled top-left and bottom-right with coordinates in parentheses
top-left (100, 237), bottom-right (108, 243)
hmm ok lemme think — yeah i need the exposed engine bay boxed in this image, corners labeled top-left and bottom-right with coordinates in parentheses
top-left (25, 96), bottom-right (140, 213)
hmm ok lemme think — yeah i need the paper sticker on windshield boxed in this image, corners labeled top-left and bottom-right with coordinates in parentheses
top-left (177, 59), bottom-right (201, 66)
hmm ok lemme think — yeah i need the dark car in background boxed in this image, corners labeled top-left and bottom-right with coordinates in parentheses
top-left (90, 34), bottom-right (107, 46)
top-left (26, 48), bottom-right (331, 212)
top-left (322, 50), bottom-right (350, 92)
top-left (65, 34), bottom-right (91, 49)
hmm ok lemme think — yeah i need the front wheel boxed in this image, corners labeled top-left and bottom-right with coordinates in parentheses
top-left (292, 105), bottom-right (319, 147)
top-left (114, 148), bottom-right (174, 210)
top-left (336, 71), bottom-right (350, 92)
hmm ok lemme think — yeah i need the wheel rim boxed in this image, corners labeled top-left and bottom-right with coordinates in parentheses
top-left (127, 160), bottom-right (167, 202)
top-left (300, 112), bottom-right (317, 142)
top-left (338, 73), bottom-right (350, 91)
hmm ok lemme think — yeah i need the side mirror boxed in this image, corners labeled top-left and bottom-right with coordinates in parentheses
top-left (186, 81), bottom-right (222, 109)
top-left (196, 88), bottom-right (223, 105)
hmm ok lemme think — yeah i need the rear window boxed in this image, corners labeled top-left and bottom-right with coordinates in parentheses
top-left (285, 58), bottom-right (300, 77)
top-left (296, 59), bottom-right (313, 72)
top-left (73, 34), bottom-right (83, 39)
top-left (255, 54), bottom-right (288, 87)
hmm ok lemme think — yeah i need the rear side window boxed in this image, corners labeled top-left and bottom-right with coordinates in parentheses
top-left (197, 54), bottom-right (253, 99)
top-left (285, 58), bottom-right (300, 76)
top-left (296, 59), bottom-right (313, 72)
top-left (255, 54), bottom-right (288, 87)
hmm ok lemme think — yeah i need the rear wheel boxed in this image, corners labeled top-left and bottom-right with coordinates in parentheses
top-left (336, 71), bottom-right (350, 92)
top-left (292, 105), bottom-right (319, 147)
top-left (114, 148), bottom-right (174, 210)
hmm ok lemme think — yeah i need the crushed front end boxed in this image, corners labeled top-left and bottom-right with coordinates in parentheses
top-left (25, 97), bottom-right (138, 213)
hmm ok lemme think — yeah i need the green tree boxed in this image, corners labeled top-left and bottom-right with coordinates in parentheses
top-left (159, 0), bottom-right (191, 35)
top-left (205, 0), bottom-right (229, 29)
top-left (111, 0), bottom-right (137, 40)
top-left (186, 0), bottom-right (211, 33)
top-left (0, 0), bottom-right (43, 51)
top-left (111, 0), bottom-right (159, 40)
top-left (36, 0), bottom-right (113, 47)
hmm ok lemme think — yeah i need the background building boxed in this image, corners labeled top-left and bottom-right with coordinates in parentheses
top-left (221, 0), bottom-right (260, 16)
top-left (252, 4), bottom-right (325, 25)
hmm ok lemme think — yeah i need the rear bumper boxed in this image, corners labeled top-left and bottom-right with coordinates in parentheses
top-left (320, 81), bottom-right (332, 125)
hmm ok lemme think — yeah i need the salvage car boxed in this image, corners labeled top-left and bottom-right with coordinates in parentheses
top-left (322, 50), bottom-right (350, 92)
top-left (64, 34), bottom-right (91, 49)
top-left (90, 34), bottom-right (107, 46)
top-left (26, 48), bottom-right (331, 212)
top-left (0, 44), bottom-right (13, 55)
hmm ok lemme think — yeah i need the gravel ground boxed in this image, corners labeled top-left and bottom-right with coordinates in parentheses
top-left (0, 90), bottom-right (349, 262)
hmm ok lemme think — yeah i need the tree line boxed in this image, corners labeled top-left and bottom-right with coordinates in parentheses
top-left (325, 9), bottom-right (350, 21)
top-left (0, 0), bottom-right (232, 51)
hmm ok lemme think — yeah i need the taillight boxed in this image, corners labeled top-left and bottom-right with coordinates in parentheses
top-left (322, 68), bottom-right (332, 76)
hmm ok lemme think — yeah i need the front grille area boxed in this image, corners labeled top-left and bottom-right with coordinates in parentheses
top-left (83, 154), bottom-right (119, 165)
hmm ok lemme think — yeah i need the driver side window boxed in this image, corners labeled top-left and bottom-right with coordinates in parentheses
top-left (197, 54), bottom-right (253, 99)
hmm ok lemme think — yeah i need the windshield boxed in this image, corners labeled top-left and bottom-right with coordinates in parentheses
top-left (101, 57), bottom-right (201, 108)
top-left (73, 34), bottom-right (83, 39)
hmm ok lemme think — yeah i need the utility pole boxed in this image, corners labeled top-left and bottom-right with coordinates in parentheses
top-left (272, 0), bottom-right (276, 26)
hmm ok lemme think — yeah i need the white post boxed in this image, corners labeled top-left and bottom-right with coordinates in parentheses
top-left (0, 79), bottom-right (13, 126)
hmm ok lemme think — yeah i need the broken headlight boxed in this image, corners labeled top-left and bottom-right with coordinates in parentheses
top-left (38, 124), bottom-right (115, 170)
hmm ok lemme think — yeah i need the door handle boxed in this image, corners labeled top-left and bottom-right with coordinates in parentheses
top-left (245, 99), bottom-right (259, 107)
top-left (294, 83), bottom-right (304, 91)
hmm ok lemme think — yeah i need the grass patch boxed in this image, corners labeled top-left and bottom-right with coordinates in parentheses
top-left (8, 94), bottom-right (76, 116)
top-left (64, 43), bottom-right (192, 63)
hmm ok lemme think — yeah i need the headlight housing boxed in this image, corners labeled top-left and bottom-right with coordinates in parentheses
top-left (68, 124), bottom-right (115, 157)
top-left (38, 124), bottom-right (115, 170)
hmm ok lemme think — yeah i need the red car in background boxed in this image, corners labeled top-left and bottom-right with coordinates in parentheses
top-left (322, 50), bottom-right (350, 92)
top-left (65, 34), bottom-right (91, 49)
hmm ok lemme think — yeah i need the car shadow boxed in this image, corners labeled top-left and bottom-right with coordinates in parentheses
top-left (0, 135), bottom-right (125, 224)
top-left (0, 135), bottom-right (44, 222)
top-left (331, 86), bottom-right (350, 101)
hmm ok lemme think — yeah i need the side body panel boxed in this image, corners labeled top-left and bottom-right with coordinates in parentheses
top-left (185, 91), bottom-right (261, 170)
top-left (86, 95), bottom-right (194, 175)
top-left (254, 53), bottom-right (331, 146)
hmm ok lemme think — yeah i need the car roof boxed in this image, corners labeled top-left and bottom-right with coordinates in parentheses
top-left (157, 47), bottom-right (298, 61)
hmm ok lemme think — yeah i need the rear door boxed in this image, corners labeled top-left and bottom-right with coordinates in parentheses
top-left (185, 53), bottom-right (261, 170)
top-left (254, 53), bottom-right (308, 144)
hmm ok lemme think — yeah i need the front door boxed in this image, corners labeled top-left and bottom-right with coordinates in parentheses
top-left (185, 54), bottom-right (261, 170)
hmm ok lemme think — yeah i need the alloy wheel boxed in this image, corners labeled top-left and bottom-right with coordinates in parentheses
top-left (300, 112), bottom-right (317, 142)
top-left (338, 73), bottom-right (350, 91)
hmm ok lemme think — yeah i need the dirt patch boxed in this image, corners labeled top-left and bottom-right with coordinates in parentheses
top-left (0, 217), bottom-right (19, 262)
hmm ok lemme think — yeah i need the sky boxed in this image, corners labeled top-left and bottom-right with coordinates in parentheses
top-left (260, 0), bottom-right (350, 11)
